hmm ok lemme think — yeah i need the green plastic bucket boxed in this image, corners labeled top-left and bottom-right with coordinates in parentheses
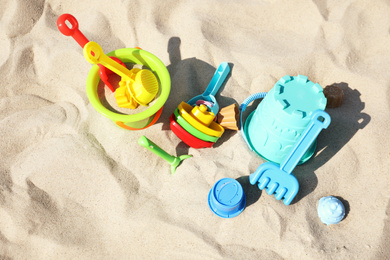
top-left (244, 75), bottom-right (327, 164)
top-left (86, 48), bottom-right (171, 130)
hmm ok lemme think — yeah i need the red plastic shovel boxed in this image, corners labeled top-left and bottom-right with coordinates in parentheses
top-left (57, 13), bottom-right (125, 92)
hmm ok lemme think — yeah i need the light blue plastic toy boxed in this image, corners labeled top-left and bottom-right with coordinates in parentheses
top-left (242, 75), bottom-right (327, 165)
top-left (249, 109), bottom-right (331, 205)
top-left (188, 62), bottom-right (230, 115)
top-left (240, 92), bottom-right (267, 146)
top-left (208, 178), bottom-right (246, 218)
top-left (318, 196), bottom-right (345, 225)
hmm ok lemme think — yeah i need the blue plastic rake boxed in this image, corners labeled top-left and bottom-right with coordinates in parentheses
top-left (249, 109), bottom-right (331, 205)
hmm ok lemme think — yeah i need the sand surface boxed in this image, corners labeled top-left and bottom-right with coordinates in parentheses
top-left (0, 0), bottom-right (389, 259)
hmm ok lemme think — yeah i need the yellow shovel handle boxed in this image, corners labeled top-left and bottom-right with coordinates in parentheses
top-left (83, 41), bottom-right (132, 81)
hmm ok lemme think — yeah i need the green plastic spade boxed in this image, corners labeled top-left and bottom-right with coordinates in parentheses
top-left (138, 136), bottom-right (192, 174)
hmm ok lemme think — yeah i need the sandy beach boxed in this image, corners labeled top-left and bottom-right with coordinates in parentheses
top-left (0, 0), bottom-right (389, 259)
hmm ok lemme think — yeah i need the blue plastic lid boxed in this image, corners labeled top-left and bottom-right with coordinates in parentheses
top-left (208, 178), bottom-right (246, 218)
top-left (317, 196), bottom-right (345, 225)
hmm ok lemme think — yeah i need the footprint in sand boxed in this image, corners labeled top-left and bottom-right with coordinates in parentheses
top-left (1, 0), bottom-right (45, 37)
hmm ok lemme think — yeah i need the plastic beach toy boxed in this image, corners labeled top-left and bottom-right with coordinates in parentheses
top-left (98, 56), bottom-right (127, 92)
top-left (138, 136), bottom-right (192, 174)
top-left (249, 110), bottom-right (331, 205)
top-left (86, 47), bottom-right (170, 130)
top-left (196, 100), bottom-right (214, 108)
top-left (242, 75), bottom-right (327, 165)
top-left (114, 69), bottom-right (140, 109)
top-left (57, 14), bottom-right (88, 47)
top-left (116, 67), bottom-right (159, 107)
top-left (208, 178), bottom-right (246, 218)
top-left (169, 114), bottom-right (215, 148)
top-left (217, 103), bottom-right (240, 130)
top-left (114, 67), bottom-right (160, 109)
top-left (188, 62), bottom-right (230, 115)
top-left (318, 196), bottom-right (345, 225)
top-left (84, 41), bottom-right (159, 108)
top-left (173, 109), bottom-right (219, 143)
top-left (57, 13), bottom-right (126, 92)
top-left (323, 83), bottom-right (344, 108)
top-left (178, 102), bottom-right (224, 137)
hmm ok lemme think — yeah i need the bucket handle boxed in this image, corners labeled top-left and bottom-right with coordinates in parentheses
top-left (115, 106), bottom-right (163, 130)
top-left (239, 92), bottom-right (267, 149)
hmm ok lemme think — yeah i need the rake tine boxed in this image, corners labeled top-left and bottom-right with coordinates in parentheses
top-left (283, 196), bottom-right (294, 206)
top-left (258, 177), bottom-right (270, 190)
top-left (249, 167), bottom-right (265, 185)
top-left (283, 188), bottom-right (299, 206)
top-left (266, 182), bottom-right (279, 195)
top-left (275, 187), bottom-right (287, 200)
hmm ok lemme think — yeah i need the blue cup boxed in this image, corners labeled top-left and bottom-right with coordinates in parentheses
top-left (208, 178), bottom-right (246, 218)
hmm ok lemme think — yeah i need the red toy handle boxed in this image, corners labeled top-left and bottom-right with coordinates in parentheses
top-left (57, 14), bottom-right (89, 48)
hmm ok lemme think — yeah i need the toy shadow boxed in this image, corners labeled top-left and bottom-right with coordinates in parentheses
top-left (236, 175), bottom-right (262, 208)
top-left (292, 82), bottom-right (371, 204)
top-left (334, 196), bottom-right (350, 219)
top-left (158, 37), bottom-right (238, 147)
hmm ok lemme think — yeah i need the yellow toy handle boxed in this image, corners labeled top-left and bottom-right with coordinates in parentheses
top-left (83, 41), bottom-right (132, 81)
